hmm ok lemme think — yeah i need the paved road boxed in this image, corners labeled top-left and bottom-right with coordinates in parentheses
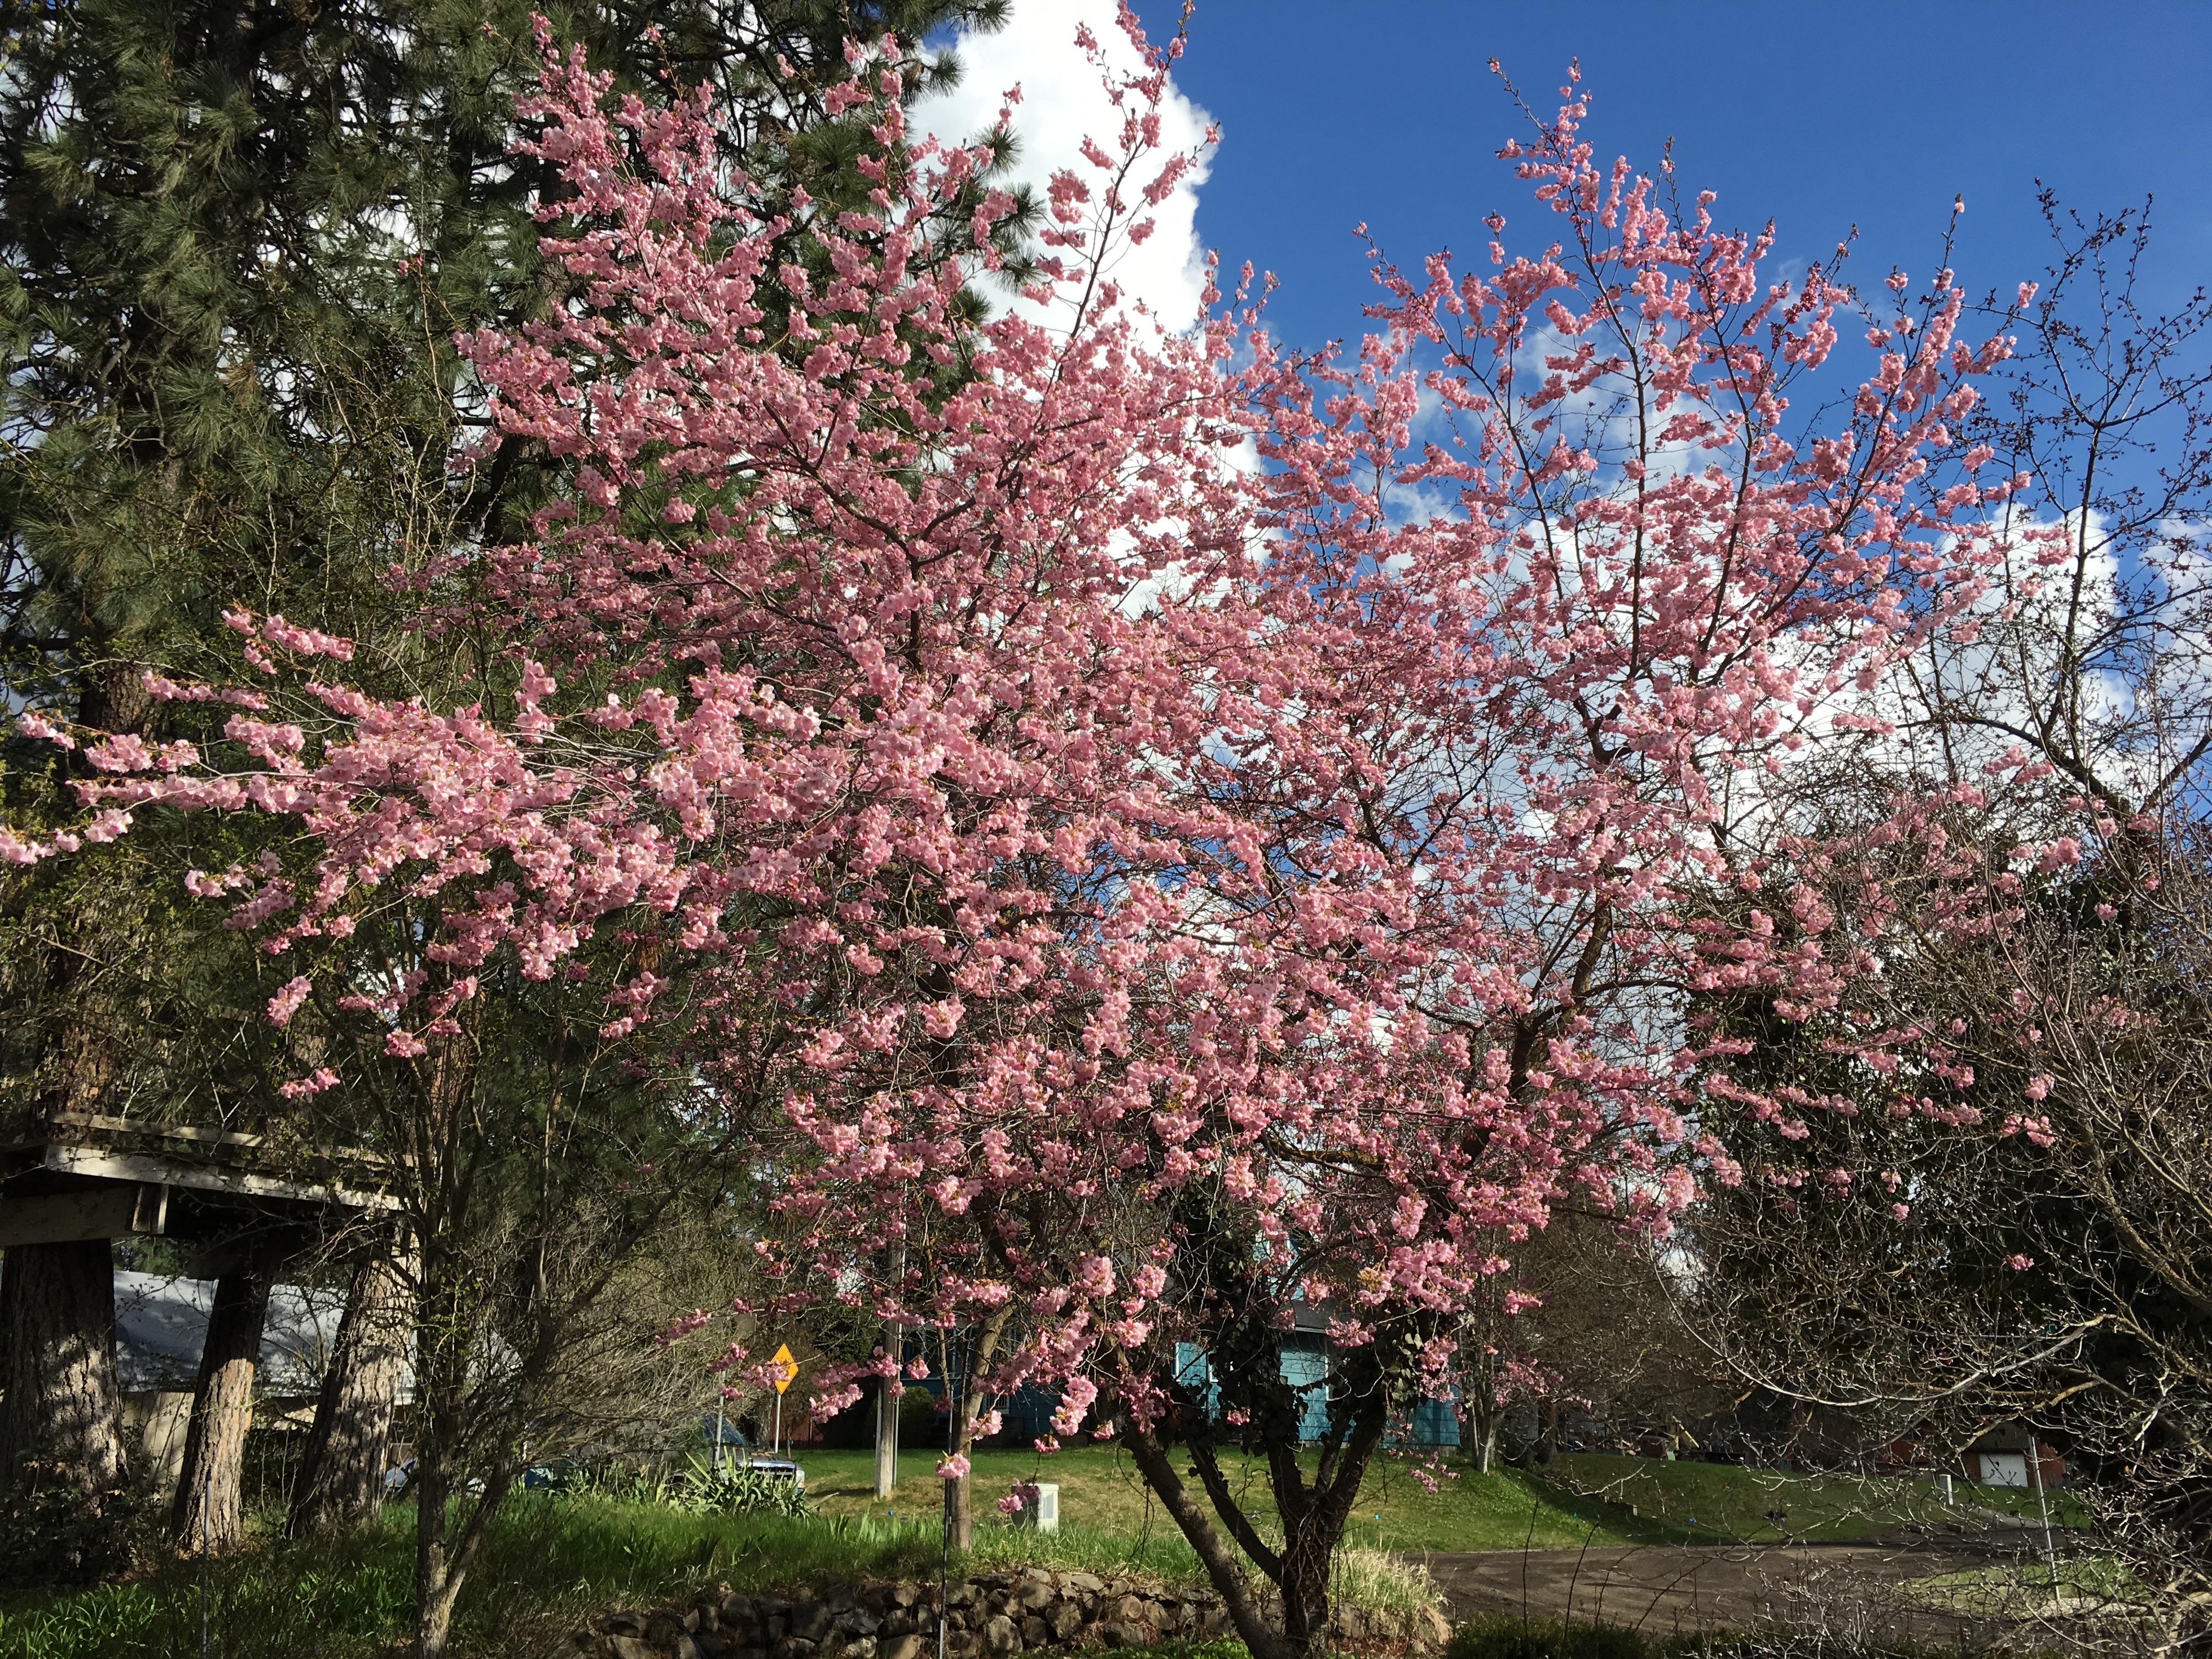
top-left (1420, 1541), bottom-right (2035, 1646)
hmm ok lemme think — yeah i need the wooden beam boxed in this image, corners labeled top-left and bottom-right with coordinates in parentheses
top-left (43, 1110), bottom-right (397, 1168)
top-left (35, 1144), bottom-right (398, 1212)
top-left (53, 1110), bottom-right (269, 1152)
top-left (0, 1183), bottom-right (168, 1248)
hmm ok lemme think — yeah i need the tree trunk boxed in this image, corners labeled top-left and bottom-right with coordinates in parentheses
top-left (1277, 1526), bottom-right (1334, 1659)
top-left (1273, 1410), bottom-right (1387, 1659)
top-left (416, 1457), bottom-right (459, 1658)
top-left (170, 1263), bottom-right (272, 1550)
top-left (289, 1248), bottom-right (409, 1537)
top-left (1124, 1423), bottom-right (1301, 1659)
top-left (0, 1239), bottom-right (127, 1491)
top-left (413, 1426), bottom-right (508, 1659)
top-left (1536, 1396), bottom-right (1559, 1463)
top-left (410, 1204), bottom-right (506, 1659)
top-left (945, 1307), bottom-right (1010, 1550)
top-left (1466, 1357), bottom-right (1499, 1475)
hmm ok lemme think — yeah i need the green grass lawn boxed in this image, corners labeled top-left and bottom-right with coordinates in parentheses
top-left (1542, 1453), bottom-right (2087, 1544)
top-left (0, 1452), bottom-right (2092, 1657)
top-left (0, 1497), bottom-right (1189, 1659)
top-left (798, 1444), bottom-right (1637, 1553)
top-left (1898, 1555), bottom-right (2132, 1617)
top-left (792, 1443), bottom-right (2079, 1553)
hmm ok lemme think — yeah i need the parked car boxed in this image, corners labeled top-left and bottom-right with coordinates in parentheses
top-left (521, 1457), bottom-right (586, 1491)
top-left (699, 1414), bottom-right (803, 1487)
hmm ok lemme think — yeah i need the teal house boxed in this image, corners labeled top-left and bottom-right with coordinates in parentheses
top-left (1173, 1307), bottom-right (1460, 1447)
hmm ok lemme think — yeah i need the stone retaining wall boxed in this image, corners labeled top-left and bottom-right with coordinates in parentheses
top-left (555, 1567), bottom-right (1452, 1659)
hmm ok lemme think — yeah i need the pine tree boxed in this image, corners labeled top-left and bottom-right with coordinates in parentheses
top-left (0, 0), bottom-right (1026, 1599)
top-left (0, 0), bottom-right (1031, 1139)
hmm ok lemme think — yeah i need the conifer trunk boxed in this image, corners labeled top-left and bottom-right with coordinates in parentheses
top-left (289, 1248), bottom-right (409, 1536)
top-left (170, 1264), bottom-right (272, 1550)
top-left (0, 1239), bottom-right (126, 1490)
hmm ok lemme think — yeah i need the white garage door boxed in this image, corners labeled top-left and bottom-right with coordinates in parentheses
top-left (1977, 1452), bottom-right (2028, 1487)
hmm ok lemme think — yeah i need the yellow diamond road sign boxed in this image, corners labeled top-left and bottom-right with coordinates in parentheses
top-left (770, 1344), bottom-right (797, 1395)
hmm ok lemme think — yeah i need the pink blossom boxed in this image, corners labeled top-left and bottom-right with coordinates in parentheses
top-left (0, 20), bottom-right (2061, 1511)
top-left (267, 976), bottom-right (313, 1027)
top-left (17, 710), bottom-right (75, 750)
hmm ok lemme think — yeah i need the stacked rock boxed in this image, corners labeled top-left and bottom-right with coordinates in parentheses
top-left (552, 1566), bottom-right (1450, 1659)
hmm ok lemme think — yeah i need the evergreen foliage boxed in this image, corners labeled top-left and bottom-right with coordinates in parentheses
top-left (0, 0), bottom-right (1028, 1130)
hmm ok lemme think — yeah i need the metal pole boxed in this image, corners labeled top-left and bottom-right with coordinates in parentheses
top-left (773, 1389), bottom-right (782, 1463)
top-left (200, 1459), bottom-right (212, 1659)
top-left (939, 1336), bottom-right (957, 1659)
top-left (2025, 1432), bottom-right (2061, 1587)
top-left (715, 1397), bottom-right (725, 1475)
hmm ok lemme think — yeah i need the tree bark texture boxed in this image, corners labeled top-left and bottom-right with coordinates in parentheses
top-left (944, 1306), bottom-right (1010, 1550)
top-left (0, 1239), bottom-right (127, 1491)
top-left (289, 1248), bottom-right (409, 1537)
top-left (1124, 1423), bottom-right (1295, 1659)
top-left (411, 1370), bottom-right (507, 1659)
top-left (169, 1263), bottom-right (272, 1550)
top-left (1125, 1403), bottom-right (1387, 1659)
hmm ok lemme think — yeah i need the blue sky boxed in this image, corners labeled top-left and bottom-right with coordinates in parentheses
top-left (941, 0), bottom-right (2212, 353)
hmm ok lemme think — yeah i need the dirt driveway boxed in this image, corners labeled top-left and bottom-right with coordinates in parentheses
top-left (1420, 1539), bottom-right (2038, 1646)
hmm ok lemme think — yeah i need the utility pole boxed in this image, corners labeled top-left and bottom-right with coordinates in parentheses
top-left (874, 1243), bottom-right (904, 1500)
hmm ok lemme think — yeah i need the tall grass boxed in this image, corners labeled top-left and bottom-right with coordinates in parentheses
top-left (0, 1494), bottom-right (1441, 1658)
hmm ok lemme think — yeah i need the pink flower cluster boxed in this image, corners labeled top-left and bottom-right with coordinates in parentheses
top-left (2, 11), bottom-right (2079, 1456)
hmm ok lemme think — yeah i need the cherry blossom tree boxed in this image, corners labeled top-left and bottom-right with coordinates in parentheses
top-left (766, 63), bottom-right (2042, 1659)
top-left (7, 7), bottom-right (1255, 1646)
top-left (8, 21), bottom-right (2052, 1659)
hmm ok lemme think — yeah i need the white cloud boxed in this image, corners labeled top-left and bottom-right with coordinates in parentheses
top-left (911, 0), bottom-right (1216, 329)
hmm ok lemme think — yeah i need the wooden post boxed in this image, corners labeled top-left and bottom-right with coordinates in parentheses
top-left (170, 1262), bottom-right (274, 1551)
top-left (0, 1239), bottom-right (127, 1491)
top-left (289, 1246), bottom-right (410, 1536)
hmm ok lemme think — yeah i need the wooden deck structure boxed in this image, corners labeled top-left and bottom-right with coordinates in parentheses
top-left (2, 1108), bottom-right (397, 1254)
top-left (1, 1110), bottom-right (400, 1547)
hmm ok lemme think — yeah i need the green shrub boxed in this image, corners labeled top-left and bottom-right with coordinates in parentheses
top-left (1447, 1614), bottom-right (1654, 1659)
top-left (674, 1455), bottom-right (811, 1518)
top-left (1093, 1642), bottom-right (1250, 1659)
top-left (0, 1459), bottom-right (144, 1590)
